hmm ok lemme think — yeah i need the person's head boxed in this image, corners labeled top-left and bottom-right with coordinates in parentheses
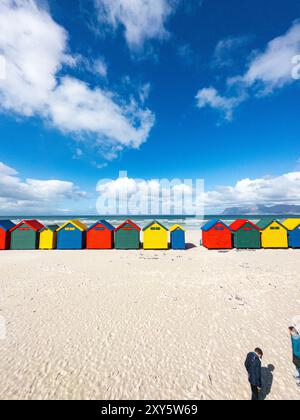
top-left (255, 348), bottom-right (263, 359)
top-left (289, 326), bottom-right (299, 336)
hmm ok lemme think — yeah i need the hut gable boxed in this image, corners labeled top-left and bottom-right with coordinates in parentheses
top-left (0, 220), bottom-right (15, 232)
top-left (142, 220), bottom-right (168, 232)
top-left (11, 220), bottom-right (44, 233)
top-left (201, 219), bottom-right (231, 232)
top-left (230, 219), bottom-right (260, 232)
top-left (39, 225), bottom-right (59, 233)
top-left (88, 220), bottom-right (115, 232)
top-left (257, 219), bottom-right (278, 230)
top-left (282, 218), bottom-right (300, 231)
top-left (169, 224), bottom-right (185, 233)
top-left (57, 220), bottom-right (87, 232)
top-left (115, 220), bottom-right (141, 232)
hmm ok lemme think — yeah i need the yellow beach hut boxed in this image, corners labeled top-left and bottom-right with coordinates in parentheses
top-left (257, 219), bottom-right (288, 249)
top-left (143, 220), bottom-right (169, 250)
top-left (39, 225), bottom-right (59, 250)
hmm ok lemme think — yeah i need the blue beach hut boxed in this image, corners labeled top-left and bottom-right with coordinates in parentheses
top-left (283, 219), bottom-right (300, 249)
top-left (288, 225), bottom-right (300, 248)
top-left (57, 220), bottom-right (87, 250)
top-left (170, 224), bottom-right (186, 250)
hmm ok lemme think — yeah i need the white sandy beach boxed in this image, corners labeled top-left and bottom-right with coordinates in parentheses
top-left (0, 230), bottom-right (299, 400)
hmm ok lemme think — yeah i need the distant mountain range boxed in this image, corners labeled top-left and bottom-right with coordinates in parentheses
top-left (222, 204), bottom-right (300, 216)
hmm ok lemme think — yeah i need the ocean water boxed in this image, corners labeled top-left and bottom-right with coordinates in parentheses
top-left (0, 215), bottom-right (296, 230)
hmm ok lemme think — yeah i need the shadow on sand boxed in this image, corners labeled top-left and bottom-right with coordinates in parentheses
top-left (185, 243), bottom-right (197, 250)
top-left (260, 365), bottom-right (275, 400)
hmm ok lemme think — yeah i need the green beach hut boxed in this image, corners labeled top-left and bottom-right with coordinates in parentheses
top-left (114, 220), bottom-right (141, 250)
top-left (10, 220), bottom-right (44, 250)
top-left (230, 219), bottom-right (261, 249)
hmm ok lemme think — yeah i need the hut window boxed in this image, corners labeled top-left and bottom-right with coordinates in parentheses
top-left (243, 227), bottom-right (253, 231)
top-left (95, 227), bottom-right (105, 231)
top-left (151, 227), bottom-right (160, 230)
top-left (20, 228), bottom-right (29, 231)
top-left (270, 227), bottom-right (280, 230)
top-left (214, 227), bottom-right (224, 231)
top-left (65, 227), bottom-right (75, 231)
top-left (123, 228), bottom-right (132, 231)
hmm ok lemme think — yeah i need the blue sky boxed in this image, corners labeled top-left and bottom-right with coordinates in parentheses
top-left (0, 0), bottom-right (300, 215)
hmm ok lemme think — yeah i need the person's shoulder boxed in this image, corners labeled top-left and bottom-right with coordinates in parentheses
top-left (247, 352), bottom-right (255, 358)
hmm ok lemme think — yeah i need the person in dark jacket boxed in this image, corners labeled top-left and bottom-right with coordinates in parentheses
top-left (245, 348), bottom-right (263, 400)
top-left (289, 326), bottom-right (300, 386)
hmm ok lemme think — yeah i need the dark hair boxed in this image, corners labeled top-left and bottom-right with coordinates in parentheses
top-left (289, 326), bottom-right (299, 334)
top-left (255, 348), bottom-right (263, 357)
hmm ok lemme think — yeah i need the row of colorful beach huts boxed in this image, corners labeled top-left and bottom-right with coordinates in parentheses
top-left (202, 218), bottom-right (300, 249)
top-left (0, 218), bottom-right (300, 251)
top-left (0, 219), bottom-right (186, 250)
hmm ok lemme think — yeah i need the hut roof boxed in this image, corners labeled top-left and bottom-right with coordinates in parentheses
top-left (57, 220), bottom-right (87, 232)
top-left (0, 220), bottom-right (15, 232)
top-left (169, 224), bottom-right (185, 232)
top-left (88, 220), bottom-right (115, 232)
top-left (201, 219), bottom-right (231, 232)
top-left (115, 220), bottom-right (141, 232)
top-left (11, 220), bottom-right (44, 233)
top-left (142, 220), bottom-right (168, 232)
top-left (257, 219), bottom-right (287, 230)
top-left (40, 225), bottom-right (60, 233)
top-left (230, 219), bottom-right (260, 232)
top-left (282, 218), bottom-right (300, 231)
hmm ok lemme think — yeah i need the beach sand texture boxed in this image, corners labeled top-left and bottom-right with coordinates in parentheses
top-left (0, 231), bottom-right (299, 400)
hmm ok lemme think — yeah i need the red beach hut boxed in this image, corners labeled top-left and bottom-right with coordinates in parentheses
top-left (201, 219), bottom-right (233, 250)
top-left (0, 220), bottom-right (15, 250)
top-left (86, 220), bottom-right (115, 249)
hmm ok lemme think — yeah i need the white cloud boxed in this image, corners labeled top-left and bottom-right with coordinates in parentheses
top-left (96, 171), bottom-right (300, 215)
top-left (242, 21), bottom-right (300, 93)
top-left (0, 0), bottom-right (155, 156)
top-left (196, 87), bottom-right (246, 121)
top-left (0, 161), bottom-right (86, 213)
top-left (204, 171), bottom-right (300, 212)
top-left (197, 21), bottom-right (300, 119)
top-left (94, 0), bottom-right (175, 50)
top-left (48, 77), bottom-right (154, 148)
top-left (0, 0), bottom-right (68, 116)
top-left (93, 57), bottom-right (108, 78)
